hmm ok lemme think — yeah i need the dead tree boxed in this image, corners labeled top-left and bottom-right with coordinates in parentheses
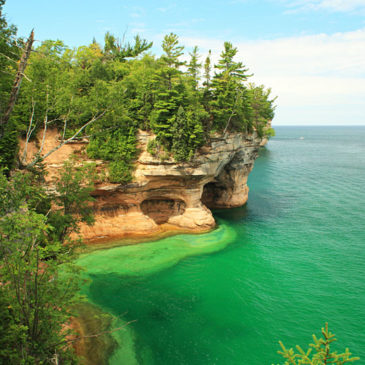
top-left (0, 29), bottom-right (34, 139)
top-left (22, 110), bottom-right (107, 169)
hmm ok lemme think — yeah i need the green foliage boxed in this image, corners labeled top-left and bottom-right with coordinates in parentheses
top-left (48, 157), bottom-right (96, 241)
top-left (187, 46), bottom-right (201, 89)
top-left (0, 0), bottom-right (19, 115)
top-left (247, 83), bottom-right (277, 137)
top-left (275, 323), bottom-right (360, 365)
top-left (0, 169), bottom-right (49, 215)
top-left (171, 106), bottom-right (205, 162)
top-left (266, 127), bottom-right (276, 138)
top-left (0, 208), bottom-right (80, 364)
top-left (0, 1), bottom-right (20, 171)
top-left (0, 120), bottom-right (19, 172)
top-left (103, 32), bottom-right (152, 61)
top-left (150, 87), bottom-right (183, 148)
top-left (211, 42), bottom-right (253, 132)
top-left (0, 20), bottom-right (276, 178)
top-left (161, 33), bottom-right (185, 69)
top-left (87, 127), bottom-right (137, 184)
top-left (0, 162), bottom-right (96, 364)
top-left (108, 159), bottom-right (133, 183)
top-left (147, 138), bottom-right (159, 156)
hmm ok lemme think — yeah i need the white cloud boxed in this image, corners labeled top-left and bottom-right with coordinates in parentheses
top-left (157, 3), bottom-right (177, 13)
top-left (180, 29), bottom-right (365, 125)
top-left (129, 6), bottom-right (146, 19)
top-left (283, 0), bottom-right (365, 13)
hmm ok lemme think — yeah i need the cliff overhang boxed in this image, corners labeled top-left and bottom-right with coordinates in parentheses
top-left (81, 131), bottom-right (264, 243)
top-left (20, 129), bottom-right (266, 243)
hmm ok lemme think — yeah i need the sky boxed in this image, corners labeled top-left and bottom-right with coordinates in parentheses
top-left (4, 0), bottom-right (365, 126)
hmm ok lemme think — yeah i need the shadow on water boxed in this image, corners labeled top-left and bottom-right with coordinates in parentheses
top-left (257, 146), bottom-right (272, 159)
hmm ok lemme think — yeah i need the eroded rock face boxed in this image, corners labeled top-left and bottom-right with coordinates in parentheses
top-left (78, 131), bottom-right (264, 243)
top-left (20, 130), bottom-right (264, 243)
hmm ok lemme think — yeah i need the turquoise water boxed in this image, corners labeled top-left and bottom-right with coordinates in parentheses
top-left (78, 126), bottom-right (365, 364)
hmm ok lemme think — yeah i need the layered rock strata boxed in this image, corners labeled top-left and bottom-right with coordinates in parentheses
top-left (20, 130), bottom-right (265, 243)
top-left (81, 131), bottom-right (263, 242)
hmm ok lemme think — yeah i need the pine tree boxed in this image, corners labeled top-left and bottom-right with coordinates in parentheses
top-left (211, 42), bottom-right (252, 131)
top-left (187, 46), bottom-right (201, 89)
top-left (276, 323), bottom-right (359, 365)
top-left (160, 33), bottom-right (185, 90)
top-left (161, 33), bottom-right (185, 69)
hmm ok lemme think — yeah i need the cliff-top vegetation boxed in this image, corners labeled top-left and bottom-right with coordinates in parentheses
top-left (0, 13), bottom-right (275, 183)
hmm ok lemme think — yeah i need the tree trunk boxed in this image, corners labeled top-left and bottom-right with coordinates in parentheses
top-left (0, 29), bottom-right (34, 139)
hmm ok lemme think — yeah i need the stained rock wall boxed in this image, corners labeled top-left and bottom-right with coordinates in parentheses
top-left (20, 130), bottom-right (264, 243)
top-left (79, 131), bottom-right (264, 243)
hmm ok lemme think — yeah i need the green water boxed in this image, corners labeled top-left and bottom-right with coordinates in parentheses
top-left (77, 126), bottom-right (365, 364)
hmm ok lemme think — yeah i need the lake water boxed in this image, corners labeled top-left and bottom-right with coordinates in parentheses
top-left (77, 126), bottom-right (365, 364)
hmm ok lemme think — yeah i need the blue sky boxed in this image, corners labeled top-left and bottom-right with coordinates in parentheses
top-left (4, 0), bottom-right (365, 125)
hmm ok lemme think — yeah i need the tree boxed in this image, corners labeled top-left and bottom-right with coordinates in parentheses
top-left (276, 323), bottom-right (360, 365)
top-left (0, 0), bottom-right (19, 116)
top-left (203, 50), bottom-right (212, 90)
top-left (48, 158), bottom-right (96, 242)
top-left (149, 34), bottom-right (187, 148)
top-left (0, 0), bottom-right (21, 172)
top-left (247, 83), bottom-right (276, 137)
top-left (161, 33), bottom-right (185, 69)
top-left (0, 207), bottom-right (81, 364)
top-left (103, 32), bottom-right (152, 61)
top-left (171, 105), bottom-right (205, 161)
top-left (211, 42), bottom-right (252, 132)
top-left (0, 29), bottom-right (34, 140)
top-left (159, 33), bottom-right (185, 90)
top-left (187, 46), bottom-right (201, 89)
top-left (11, 39), bottom-right (109, 169)
top-left (0, 164), bottom-right (96, 363)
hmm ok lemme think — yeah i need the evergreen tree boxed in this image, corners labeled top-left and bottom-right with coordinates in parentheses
top-left (203, 50), bottom-right (212, 89)
top-left (247, 83), bottom-right (277, 136)
top-left (276, 323), bottom-right (359, 365)
top-left (150, 34), bottom-right (186, 147)
top-left (171, 105), bottom-right (205, 161)
top-left (160, 33), bottom-right (185, 90)
top-left (0, 0), bottom-right (20, 171)
top-left (103, 32), bottom-right (152, 61)
top-left (187, 46), bottom-right (201, 89)
top-left (161, 32), bottom-right (185, 69)
top-left (0, 0), bottom-right (19, 116)
top-left (211, 42), bottom-right (252, 132)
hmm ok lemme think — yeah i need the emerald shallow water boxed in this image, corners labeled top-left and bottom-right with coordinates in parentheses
top-left (77, 126), bottom-right (365, 364)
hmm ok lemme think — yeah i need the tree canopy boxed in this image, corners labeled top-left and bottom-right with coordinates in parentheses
top-left (0, 17), bottom-right (275, 182)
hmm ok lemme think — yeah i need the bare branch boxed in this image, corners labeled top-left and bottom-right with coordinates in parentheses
top-left (62, 97), bottom-right (73, 141)
top-left (22, 99), bottom-right (36, 164)
top-left (223, 88), bottom-right (241, 135)
top-left (66, 319), bottom-right (137, 345)
top-left (20, 72), bottom-right (32, 82)
top-left (38, 86), bottom-right (50, 156)
top-left (25, 110), bottom-right (107, 168)
top-left (0, 52), bottom-right (18, 63)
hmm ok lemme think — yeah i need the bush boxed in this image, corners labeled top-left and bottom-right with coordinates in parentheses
top-left (275, 323), bottom-right (359, 365)
top-left (87, 127), bottom-right (137, 184)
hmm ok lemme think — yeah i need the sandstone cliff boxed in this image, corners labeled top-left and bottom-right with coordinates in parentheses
top-left (20, 130), bottom-right (265, 243)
